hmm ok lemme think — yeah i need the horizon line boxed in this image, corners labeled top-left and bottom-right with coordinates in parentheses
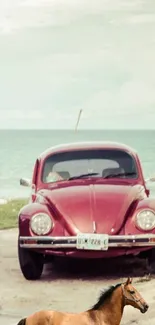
top-left (0, 128), bottom-right (155, 131)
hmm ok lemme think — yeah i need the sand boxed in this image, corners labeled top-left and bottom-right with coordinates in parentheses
top-left (0, 228), bottom-right (155, 325)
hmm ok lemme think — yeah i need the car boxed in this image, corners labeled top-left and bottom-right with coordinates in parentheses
top-left (18, 141), bottom-right (155, 280)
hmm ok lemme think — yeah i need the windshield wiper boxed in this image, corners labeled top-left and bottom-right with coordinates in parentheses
top-left (68, 172), bottom-right (99, 180)
top-left (103, 172), bottom-right (137, 179)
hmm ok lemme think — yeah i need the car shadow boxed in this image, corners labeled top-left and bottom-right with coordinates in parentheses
top-left (41, 255), bottom-right (152, 282)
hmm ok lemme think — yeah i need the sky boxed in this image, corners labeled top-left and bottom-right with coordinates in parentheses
top-left (0, 0), bottom-right (155, 129)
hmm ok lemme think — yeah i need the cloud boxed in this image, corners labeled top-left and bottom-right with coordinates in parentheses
top-left (81, 80), bottom-right (155, 115)
top-left (0, 109), bottom-right (43, 120)
top-left (126, 14), bottom-right (155, 24)
top-left (19, 0), bottom-right (142, 10)
top-left (0, 0), bottom-right (155, 129)
top-left (0, 0), bottom-right (146, 33)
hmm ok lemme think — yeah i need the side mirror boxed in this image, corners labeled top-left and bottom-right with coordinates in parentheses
top-left (20, 178), bottom-right (31, 187)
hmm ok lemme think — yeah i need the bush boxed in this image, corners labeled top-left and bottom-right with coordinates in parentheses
top-left (0, 198), bottom-right (28, 229)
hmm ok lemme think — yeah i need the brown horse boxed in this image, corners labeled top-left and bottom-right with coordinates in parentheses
top-left (17, 278), bottom-right (149, 325)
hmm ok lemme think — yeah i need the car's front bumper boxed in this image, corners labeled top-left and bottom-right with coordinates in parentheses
top-left (19, 233), bottom-right (155, 250)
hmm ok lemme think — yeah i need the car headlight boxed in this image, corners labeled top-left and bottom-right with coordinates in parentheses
top-left (30, 213), bottom-right (53, 235)
top-left (136, 210), bottom-right (155, 231)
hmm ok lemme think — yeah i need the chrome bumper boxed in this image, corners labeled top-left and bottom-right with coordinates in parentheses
top-left (19, 234), bottom-right (155, 249)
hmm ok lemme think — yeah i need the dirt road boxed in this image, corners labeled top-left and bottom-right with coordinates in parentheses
top-left (0, 229), bottom-right (155, 325)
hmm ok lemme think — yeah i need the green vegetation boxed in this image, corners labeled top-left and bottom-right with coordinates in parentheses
top-left (0, 198), bottom-right (28, 229)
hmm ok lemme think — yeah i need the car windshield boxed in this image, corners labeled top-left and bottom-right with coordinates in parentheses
top-left (42, 149), bottom-right (138, 183)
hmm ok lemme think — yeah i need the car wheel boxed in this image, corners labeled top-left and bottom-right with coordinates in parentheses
top-left (148, 248), bottom-right (155, 274)
top-left (18, 238), bottom-right (44, 280)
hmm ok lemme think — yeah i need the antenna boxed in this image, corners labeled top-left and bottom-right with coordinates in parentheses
top-left (75, 109), bottom-right (83, 131)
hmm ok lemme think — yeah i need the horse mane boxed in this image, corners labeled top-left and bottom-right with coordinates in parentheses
top-left (91, 283), bottom-right (121, 310)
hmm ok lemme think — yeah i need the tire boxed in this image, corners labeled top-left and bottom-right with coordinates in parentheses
top-left (148, 248), bottom-right (155, 274)
top-left (18, 238), bottom-right (44, 280)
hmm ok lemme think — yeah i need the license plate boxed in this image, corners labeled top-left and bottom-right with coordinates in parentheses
top-left (76, 233), bottom-right (109, 250)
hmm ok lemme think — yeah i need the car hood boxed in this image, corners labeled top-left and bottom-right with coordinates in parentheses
top-left (40, 183), bottom-right (144, 236)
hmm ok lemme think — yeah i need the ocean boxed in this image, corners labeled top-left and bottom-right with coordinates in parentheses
top-left (1, 129), bottom-right (155, 199)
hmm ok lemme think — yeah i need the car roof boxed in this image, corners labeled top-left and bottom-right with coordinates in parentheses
top-left (38, 141), bottom-right (137, 160)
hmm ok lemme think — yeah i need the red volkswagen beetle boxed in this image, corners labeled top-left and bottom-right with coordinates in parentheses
top-left (18, 141), bottom-right (155, 280)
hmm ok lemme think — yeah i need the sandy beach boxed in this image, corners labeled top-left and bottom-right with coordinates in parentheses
top-left (0, 228), bottom-right (155, 325)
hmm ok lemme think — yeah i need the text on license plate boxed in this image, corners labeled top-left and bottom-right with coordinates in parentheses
top-left (76, 233), bottom-right (109, 250)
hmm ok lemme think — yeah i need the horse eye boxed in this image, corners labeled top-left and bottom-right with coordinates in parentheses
top-left (130, 290), bottom-right (135, 294)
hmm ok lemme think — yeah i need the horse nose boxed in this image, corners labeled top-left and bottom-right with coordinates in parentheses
top-left (144, 303), bottom-right (149, 311)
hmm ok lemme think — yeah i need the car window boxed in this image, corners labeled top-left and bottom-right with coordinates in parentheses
top-left (42, 149), bottom-right (138, 183)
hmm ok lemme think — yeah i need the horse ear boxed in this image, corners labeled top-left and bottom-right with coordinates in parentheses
top-left (125, 277), bottom-right (132, 285)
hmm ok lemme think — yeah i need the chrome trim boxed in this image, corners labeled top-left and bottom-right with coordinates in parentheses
top-left (30, 213), bottom-right (54, 235)
top-left (19, 234), bottom-right (155, 249)
top-left (135, 209), bottom-right (155, 231)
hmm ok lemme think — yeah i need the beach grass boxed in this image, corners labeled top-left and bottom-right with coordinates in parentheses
top-left (0, 198), bottom-right (28, 229)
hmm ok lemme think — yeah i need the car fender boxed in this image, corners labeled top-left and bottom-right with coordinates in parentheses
top-left (125, 197), bottom-right (155, 235)
top-left (18, 202), bottom-right (64, 237)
